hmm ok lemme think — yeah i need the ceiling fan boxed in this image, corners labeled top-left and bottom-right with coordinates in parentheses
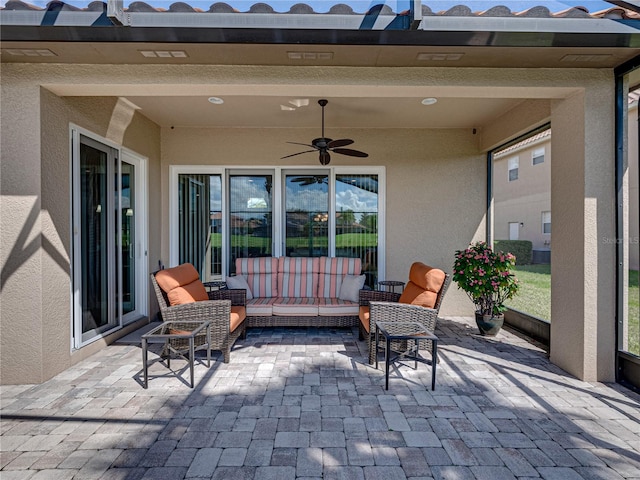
top-left (281, 99), bottom-right (369, 165)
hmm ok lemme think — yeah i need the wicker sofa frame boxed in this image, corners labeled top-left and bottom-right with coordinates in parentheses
top-left (246, 314), bottom-right (358, 329)
top-left (151, 272), bottom-right (247, 363)
top-left (359, 273), bottom-right (451, 364)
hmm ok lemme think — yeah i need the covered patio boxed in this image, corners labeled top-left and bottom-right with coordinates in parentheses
top-left (2, 318), bottom-right (639, 479)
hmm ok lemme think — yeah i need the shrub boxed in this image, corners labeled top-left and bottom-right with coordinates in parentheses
top-left (453, 241), bottom-right (520, 316)
top-left (494, 240), bottom-right (532, 265)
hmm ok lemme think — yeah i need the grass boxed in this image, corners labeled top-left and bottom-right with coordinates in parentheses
top-left (506, 265), bottom-right (639, 355)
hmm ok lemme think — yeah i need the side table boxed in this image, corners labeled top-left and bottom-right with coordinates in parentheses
top-left (141, 321), bottom-right (211, 388)
top-left (377, 280), bottom-right (405, 293)
top-left (203, 281), bottom-right (227, 292)
top-left (374, 321), bottom-right (438, 390)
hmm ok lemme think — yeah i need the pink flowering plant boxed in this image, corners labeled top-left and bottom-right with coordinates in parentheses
top-left (453, 241), bottom-right (519, 317)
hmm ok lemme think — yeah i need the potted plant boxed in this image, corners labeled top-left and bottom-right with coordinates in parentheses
top-left (453, 241), bottom-right (519, 335)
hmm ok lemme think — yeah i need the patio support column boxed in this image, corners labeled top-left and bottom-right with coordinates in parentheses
top-left (0, 71), bottom-right (45, 384)
top-left (550, 82), bottom-right (616, 382)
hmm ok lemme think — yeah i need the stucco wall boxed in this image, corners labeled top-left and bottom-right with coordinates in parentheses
top-left (1, 65), bottom-right (161, 384)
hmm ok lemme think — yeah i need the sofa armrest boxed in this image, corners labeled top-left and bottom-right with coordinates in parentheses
top-left (209, 288), bottom-right (246, 306)
top-left (359, 289), bottom-right (401, 306)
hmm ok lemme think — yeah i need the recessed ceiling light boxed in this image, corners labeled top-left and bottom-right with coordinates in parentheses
top-left (208, 97), bottom-right (224, 105)
top-left (280, 105), bottom-right (296, 111)
top-left (421, 98), bottom-right (438, 106)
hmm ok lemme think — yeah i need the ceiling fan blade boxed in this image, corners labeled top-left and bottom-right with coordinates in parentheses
top-left (327, 138), bottom-right (354, 148)
top-left (286, 141), bottom-right (316, 148)
top-left (332, 148), bottom-right (369, 158)
top-left (280, 150), bottom-right (316, 159)
top-left (319, 151), bottom-right (331, 165)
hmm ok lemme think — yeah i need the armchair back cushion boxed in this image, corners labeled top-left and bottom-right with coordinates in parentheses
top-left (154, 263), bottom-right (208, 305)
top-left (317, 256), bottom-right (362, 298)
top-left (236, 257), bottom-right (279, 298)
top-left (278, 257), bottom-right (320, 297)
top-left (399, 262), bottom-right (446, 309)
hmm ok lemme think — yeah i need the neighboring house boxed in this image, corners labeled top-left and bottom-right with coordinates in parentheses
top-left (1, 1), bottom-right (640, 390)
top-left (494, 99), bottom-right (640, 270)
top-left (493, 129), bottom-right (552, 262)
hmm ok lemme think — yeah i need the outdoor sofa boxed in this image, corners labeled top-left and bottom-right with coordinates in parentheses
top-left (228, 256), bottom-right (364, 328)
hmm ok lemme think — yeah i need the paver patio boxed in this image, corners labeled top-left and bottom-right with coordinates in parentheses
top-left (1, 316), bottom-right (639, 480)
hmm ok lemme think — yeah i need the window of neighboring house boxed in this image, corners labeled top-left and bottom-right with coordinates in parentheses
top-left (542, 211), bottom-right (551, 234)
top-left (532, 147), bottom-right (545, 165)
top-left (508, 156), bottom-right (519, 181)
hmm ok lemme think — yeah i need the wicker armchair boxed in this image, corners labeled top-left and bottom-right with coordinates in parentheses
top-left (151, 270), bottom-right (246, 363)
top-left (359, 264), bottom-right (450, 365)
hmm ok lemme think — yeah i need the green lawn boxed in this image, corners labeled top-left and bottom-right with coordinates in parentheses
top-left (506, 265), bottom-right (639, 355)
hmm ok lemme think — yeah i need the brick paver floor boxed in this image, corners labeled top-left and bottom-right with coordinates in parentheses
top-left (1, 316), bottom-right (639, 479)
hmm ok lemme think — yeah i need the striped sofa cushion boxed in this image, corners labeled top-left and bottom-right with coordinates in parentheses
top-left (278, 257), bottom-right (320, 298)
top-left (318, 298), bottom-right (360, 316)
top-left (317, 256), bottom-right (362, 298)
top-left (235, 257), bottom-right (279, 298)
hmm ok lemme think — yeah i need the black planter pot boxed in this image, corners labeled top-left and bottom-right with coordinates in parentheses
top-left (475, 312), bottom-right (504, 336)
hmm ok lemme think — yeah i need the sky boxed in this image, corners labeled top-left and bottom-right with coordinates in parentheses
top-left (1, 0), bottom-right (618, 13)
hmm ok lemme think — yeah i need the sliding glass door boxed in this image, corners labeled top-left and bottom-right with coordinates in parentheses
top-left (72, 132), bottom-right (147, 347)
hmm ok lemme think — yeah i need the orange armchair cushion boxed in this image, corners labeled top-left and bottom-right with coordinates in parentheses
top-left (155, 264), bottom-right (208, 305)
top-left (230, 306), bottom-right (246, 333)
top-left (359, 306), bottom-right (370, 333)
top-left (398, 262), bottom-right (446, 309)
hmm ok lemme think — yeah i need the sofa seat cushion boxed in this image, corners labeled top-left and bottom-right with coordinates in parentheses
top-left (359, 306), bottom-right (371, 333)
top-left (246, 297), bottom-right (279, 316)
top-left (272, 298), bottom-right (319, 316)
top-left (399, 263), bottom-right (446, 309)
top-left (318, 298), bottom-right (360, 316)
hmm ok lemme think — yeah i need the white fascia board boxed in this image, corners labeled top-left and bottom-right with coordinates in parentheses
top-left (420, 16), bottom-right (640, 34)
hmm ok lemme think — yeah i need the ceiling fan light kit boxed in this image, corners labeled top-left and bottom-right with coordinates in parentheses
top-left (282, 99), bottom-right (368, 165)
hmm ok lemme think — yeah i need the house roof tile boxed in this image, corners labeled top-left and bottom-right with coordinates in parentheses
top-left (2, 0), bottom-right (638, 18)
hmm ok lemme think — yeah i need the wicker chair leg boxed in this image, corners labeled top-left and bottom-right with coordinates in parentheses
top-left (368, 334), bottom-right (376, 365)
top-left (223, 349), bottom-right (231, 363)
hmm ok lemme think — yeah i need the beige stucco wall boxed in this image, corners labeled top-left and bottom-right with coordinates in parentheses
top-left (1, 65), bottom-right (161, 384)
top-left (0, 63), bottom-right (618, 384)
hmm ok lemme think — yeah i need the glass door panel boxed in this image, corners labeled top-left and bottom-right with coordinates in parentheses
top-left (178, 174), bottom-right (222, 281)
top-left (335, 174), bottom-right (379, 288)
top-left (284, 173), bottom-right (329, 257)
top-left (229, 174), bottom-right (273, 273)
top-left (79, 138), bottom-right (116, 340)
